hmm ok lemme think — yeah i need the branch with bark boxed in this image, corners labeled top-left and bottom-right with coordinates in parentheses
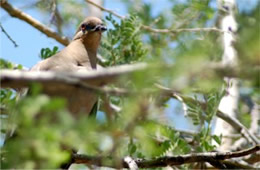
top-left (0, 63), bottom-right (257, 92)
top-left (71, 145), bottom-right (259, 168)
top-left (0, 63), bottom-right (147, 90)
top-left (0, 0), bottom-right (70, 46)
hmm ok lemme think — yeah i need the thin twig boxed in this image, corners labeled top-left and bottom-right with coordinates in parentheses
top-left (49, 0), bottom-right (57, 25)
top-left (49, 0), bottom-right (63, 34)
top-left (141, 25), bottom-right (223, 34)
top-left (0, 0), bottom-right (70, 46)
top-left (155, 84), bottom-right (260, 145)
top-left (216, 110), bottom-right (260, 145)
top-left (169, 128), bottom-right (260, 139)
top-left (85, 0), bottom-right (223, 34)
top-left (72, 145), bottom-right (259, 168)
top-left (85, 0), bottom-right (125, 19)
top-left (0, 22), bottom-right (18, 47)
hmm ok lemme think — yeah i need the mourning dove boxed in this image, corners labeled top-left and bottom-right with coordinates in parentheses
top-left (30, 17), bottom-right (107, 116)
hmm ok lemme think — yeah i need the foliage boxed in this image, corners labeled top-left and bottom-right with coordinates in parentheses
top-left (1, 0), bottom-right (259, 169)
top-left (186, 90), bottom-right (225, 152)
top-left (40, 46), bottom-right (59, 59)
top-left (101, 14), bottom-right (147, 66)
top-left (0, 59), bottom-right (23, 70)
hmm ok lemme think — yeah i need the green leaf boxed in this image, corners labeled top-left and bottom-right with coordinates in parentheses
top-left (128, 141), bottom-right (137, 155)
top-left (53, 46), bottom-right (58, 53)
top-left (40, 46), bottom-right (59, 59)
top-left (212, 135), bottom-right (222, 145)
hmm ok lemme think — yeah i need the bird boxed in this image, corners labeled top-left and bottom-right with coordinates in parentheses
top-left (30, 16), bottom-right (107, 116)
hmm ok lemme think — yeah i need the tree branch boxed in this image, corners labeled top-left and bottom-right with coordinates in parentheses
top-left (216, 110), bottom-right (260, 145)
top-left (85, 0), bottom-right (223, 35)
top-left (0, 63), bottom-right (147, 90)
top-left (85, 0), bottom-right (124, 19)
top-left (141, 25), bottom-right (223, 34)
top-left (169, 128), bottom-right (260, 139)
top-left (1, 64), bottom-right (258, 145)
top-left (0, 22), bottom-right (18, 47)
top-left (0, 0), bottom-right (70, 46)
top-left (71, 145), bottom-right (259, 168)
top-left (221, 159), bottom-right (258, 169)
top-left (124, 156), bottom-right (138, 170)
top-left (155, 84), bottom-right (260, 145)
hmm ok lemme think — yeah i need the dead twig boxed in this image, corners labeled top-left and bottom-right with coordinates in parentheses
top-left (0, 22), bottom-right (18, 47)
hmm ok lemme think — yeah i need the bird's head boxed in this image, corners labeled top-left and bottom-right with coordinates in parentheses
top-left (73, 17), bottom-right (107, 41)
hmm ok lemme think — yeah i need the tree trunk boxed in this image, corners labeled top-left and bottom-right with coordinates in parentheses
top-left (214, 0), bottom-right (239, 151)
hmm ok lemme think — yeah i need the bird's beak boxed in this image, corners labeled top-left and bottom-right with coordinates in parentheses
top-left (94, 24), bottom-right (107, 32)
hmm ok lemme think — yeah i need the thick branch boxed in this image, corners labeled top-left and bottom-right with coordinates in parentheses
top-left (0, 0), bottom-right (70, 46)
top-left (72, 145), bottom-right (259, 168)
top-left (1, 65), bottom-right (258, 145)
top-left (0, 63), bottom-right (147, 89)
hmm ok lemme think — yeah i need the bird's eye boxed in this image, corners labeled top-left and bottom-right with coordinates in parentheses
top-left (82, 23), bottom-right (95, 31)
top-left (81, 24), bottom-right (86, 29)
top-left (86, 25), bottom-right (95, 30)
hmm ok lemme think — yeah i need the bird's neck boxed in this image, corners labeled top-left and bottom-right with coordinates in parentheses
top-left (82, 33), bottom-right (101, 53)
top-left (70, 32), bottom-right (101, 69)
top-left (65, 39), bottom-right (96, 69)
top-left (86, 49), bottom-right (97, 69)
top-left (81, 33), bottom-right (101, 69)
